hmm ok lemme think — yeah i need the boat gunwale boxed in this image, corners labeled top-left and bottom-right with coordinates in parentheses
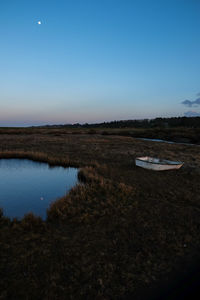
top-left (135, 157), bottom-right (183, 166)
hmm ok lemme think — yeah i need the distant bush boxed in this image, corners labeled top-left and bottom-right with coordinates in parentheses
top-left (21, 213), bottom-right (45, 231)
top-left (0, 208), bottom-right (3, 218)
top-left (101, 131), bottom-right (110, 135)
top-left (71, 131), bottom-right (82, 134)
top-left (87, 129), bottom-right (97, 134)
top-left (0, 208), bottom-right (11, 226)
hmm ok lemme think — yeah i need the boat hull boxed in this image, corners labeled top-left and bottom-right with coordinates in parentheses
top-left (135, 157), bottom-right (183, 171)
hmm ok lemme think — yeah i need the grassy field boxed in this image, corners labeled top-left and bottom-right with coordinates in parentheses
top-left (1, 126), bottom-right (200, 144)
top-left (0, 128), bottom-right (200, 299)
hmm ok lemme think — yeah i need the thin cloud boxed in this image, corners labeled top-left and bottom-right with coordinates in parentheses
top-left (181, 97), bottom-right (200, 107)
top-left (182, 100), bottom-right (193, 107)
top-left (181, 93), bottom-right (200, 117)
top-left (184, 111), bottom-right (200, 117)
top-left (195, 98), bottom-right (200, 105)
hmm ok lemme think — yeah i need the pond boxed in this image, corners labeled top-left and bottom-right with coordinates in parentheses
top-left (0, 159), bottom-right (79, 220)
top-left (136, 137), bottom-right (199, 146)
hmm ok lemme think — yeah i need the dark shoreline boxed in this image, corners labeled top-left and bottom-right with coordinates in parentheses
top-left (135, 137), bottom-right (200, 146)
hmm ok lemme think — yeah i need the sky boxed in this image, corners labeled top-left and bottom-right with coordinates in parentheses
top-left (0, 0), bottom-right (200, 126)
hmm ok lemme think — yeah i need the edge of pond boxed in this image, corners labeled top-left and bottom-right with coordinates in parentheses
top-left (0, 151), bottom-right (86, 224)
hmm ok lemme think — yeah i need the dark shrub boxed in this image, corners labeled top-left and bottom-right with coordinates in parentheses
top-left (21, 213), bottom-right (45, 231)
top-left (101, 131), bottom-right (109, 135)
top-left (87, 129), bottom-right (97, 134)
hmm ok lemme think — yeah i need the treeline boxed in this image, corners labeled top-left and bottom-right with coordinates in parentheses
top-left (38, 117), bottom-right (200, 129)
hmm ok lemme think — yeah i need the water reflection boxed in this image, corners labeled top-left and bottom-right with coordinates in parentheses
top-left (0, 159), bottom-right (78, 220)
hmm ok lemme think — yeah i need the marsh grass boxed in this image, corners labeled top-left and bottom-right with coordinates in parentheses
top-left (0, 129), bottom-right (200, 299)
top-left (48, 166), bottom-right (135, 224)
top-left (1, 126), bottom-right (200, 144)
top-left (0, 150), bottom-right (77, 167)
top-left (98, 127), bottom-right (200, 144)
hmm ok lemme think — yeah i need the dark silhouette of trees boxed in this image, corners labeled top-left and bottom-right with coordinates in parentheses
top-left (38, 117), bottom-right (200, 129)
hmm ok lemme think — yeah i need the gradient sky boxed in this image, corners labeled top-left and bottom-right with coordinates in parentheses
top-left (0, 0), bottom-right (200, 126)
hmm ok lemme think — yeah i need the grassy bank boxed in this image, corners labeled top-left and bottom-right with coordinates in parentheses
top-left (1, 126), bottom-right (200, 144)
top-left (0, 128), bottom-right (200, 299)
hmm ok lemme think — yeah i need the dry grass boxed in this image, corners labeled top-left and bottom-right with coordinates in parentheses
top-left (0, 150), bottom-right (75, 167)
top-left (0, 128), bottom-right (200, 299)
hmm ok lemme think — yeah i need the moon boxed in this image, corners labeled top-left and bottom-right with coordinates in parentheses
top-left (37, 21), bottom-right (41, 25)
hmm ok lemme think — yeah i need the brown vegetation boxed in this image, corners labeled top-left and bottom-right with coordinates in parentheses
top-left (0, 128), bottom-right (200, 299)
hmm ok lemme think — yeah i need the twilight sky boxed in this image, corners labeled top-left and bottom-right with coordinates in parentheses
top-left (0, 0), bottom-right (200, 126)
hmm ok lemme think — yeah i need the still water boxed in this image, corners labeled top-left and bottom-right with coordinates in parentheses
top-left (136, 137), bottom-right (199, 146)
top-left (0, 159), bottom-right (78, 220)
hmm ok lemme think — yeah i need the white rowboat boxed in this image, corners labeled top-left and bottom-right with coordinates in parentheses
top-left (135, 156), bottom-right (184, 171)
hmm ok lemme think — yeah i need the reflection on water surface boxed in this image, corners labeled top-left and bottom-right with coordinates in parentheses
top-left (0, 159), bottom-right (78, 219)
